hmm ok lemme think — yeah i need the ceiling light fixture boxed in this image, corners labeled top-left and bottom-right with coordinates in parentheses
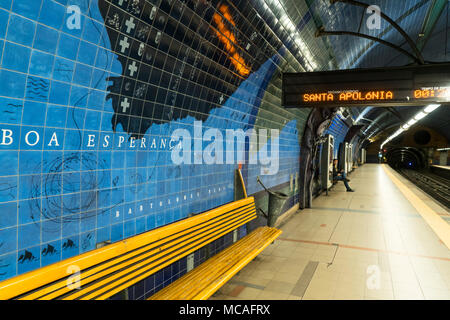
top-left (380, 104), bottom-right (441, 150)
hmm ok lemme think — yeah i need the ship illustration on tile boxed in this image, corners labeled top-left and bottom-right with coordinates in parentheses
top-left (41, 244), bottom-right (57, 257)
top-left (18, 250), bottom-right (38, 264)
top-left (97, 0), bottom-right (259, 138)
top-left (62, 239), bottom-right (77, 250)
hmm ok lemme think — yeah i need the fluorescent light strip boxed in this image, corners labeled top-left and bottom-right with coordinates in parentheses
top-left (424, 104), bottom-right (441, 113)
top-left (437, 147), bottom-right (450, 151)
top-left (262, 0), bottom-right (318, 71)
top-left (380, 104), bottom-right (441, 150)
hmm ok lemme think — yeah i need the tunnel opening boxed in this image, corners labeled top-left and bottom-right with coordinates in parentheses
top-left (385, 147), bottom-right (426, 170)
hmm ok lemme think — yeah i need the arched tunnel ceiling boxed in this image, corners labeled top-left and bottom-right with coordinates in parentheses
top-left (307, 0), bottom-right (449, 68)
top-left (285, 0), bottom-right (450, 144)
top-left (352, 105), bottom-right (450, 144)
top-left (218, 0), bottom-right (448, 145)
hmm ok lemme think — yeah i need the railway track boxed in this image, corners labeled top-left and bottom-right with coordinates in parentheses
top-left (398, 169), bottom-right (450, 209)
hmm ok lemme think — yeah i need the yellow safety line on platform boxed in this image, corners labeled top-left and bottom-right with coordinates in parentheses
top-left (382, 164), bottom-right (450, 250)
top-left (431, 165), bottom-right (449, 170)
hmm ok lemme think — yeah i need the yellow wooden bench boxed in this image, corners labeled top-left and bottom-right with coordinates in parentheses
top-left (149, 226), bottom-right (281, 300)
top-left (0, 196), bottom-right (281, 300)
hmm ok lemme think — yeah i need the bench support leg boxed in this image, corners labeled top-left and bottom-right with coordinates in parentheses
top-left (187, 253), bottom-right (194, 272)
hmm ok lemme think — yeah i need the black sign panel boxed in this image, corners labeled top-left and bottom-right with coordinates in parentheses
top-left (282, 63), bottom-right (450, 108)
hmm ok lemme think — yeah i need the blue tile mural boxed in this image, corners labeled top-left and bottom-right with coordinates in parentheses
top-left (0, 0), bottom-right (309, 290)
top-left (325, 114), bottom-right (348, 159)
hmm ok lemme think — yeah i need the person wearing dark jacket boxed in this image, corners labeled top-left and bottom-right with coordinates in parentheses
top-left (332, 159), bottom-right (354, 192)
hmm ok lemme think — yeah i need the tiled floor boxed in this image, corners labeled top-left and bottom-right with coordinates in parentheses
top-left (210, 164), bottom-right (450, 300)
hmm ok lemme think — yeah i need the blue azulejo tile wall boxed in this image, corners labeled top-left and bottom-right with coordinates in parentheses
top-left (325, 114), bottom-right (349, 160)
top-left (0, 0), bottom-right (309, 289)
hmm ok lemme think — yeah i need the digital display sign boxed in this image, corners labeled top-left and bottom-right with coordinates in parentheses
top-left (302, 90), bottom-right (394, 102)
top-left (414, 88), bottom-right (450, 99)
top-left (282, 63), bottom-right (450, 108)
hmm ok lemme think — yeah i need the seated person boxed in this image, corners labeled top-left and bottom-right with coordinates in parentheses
top-left (332, 159), bottom-right (354, 192)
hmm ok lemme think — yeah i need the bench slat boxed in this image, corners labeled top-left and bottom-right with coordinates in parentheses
top-left (52, 206), bottom-right (255, 300)
top-left (156, 229), bottom-right (263, 299)
top-left (166, 229), bottom-right (275, 300)
top-left (0, 197), bottom-right (257, 300)
top-left (149, 226), bottom-right (282, 300)
top-left (185, 229), bottom-right (281, 300)
top-left (26, 203), bottom-right (256, 300)
top-left (67, 212), bottom-right (256, 300)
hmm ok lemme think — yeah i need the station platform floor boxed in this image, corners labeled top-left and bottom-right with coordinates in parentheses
top-left (211, 164), bottom-right (450, 300)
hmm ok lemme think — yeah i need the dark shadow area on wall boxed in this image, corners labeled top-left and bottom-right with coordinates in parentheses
top-left (298, 107), bottom-right (338, 209)
top-left (97, 0), bottom-right (273, 138)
